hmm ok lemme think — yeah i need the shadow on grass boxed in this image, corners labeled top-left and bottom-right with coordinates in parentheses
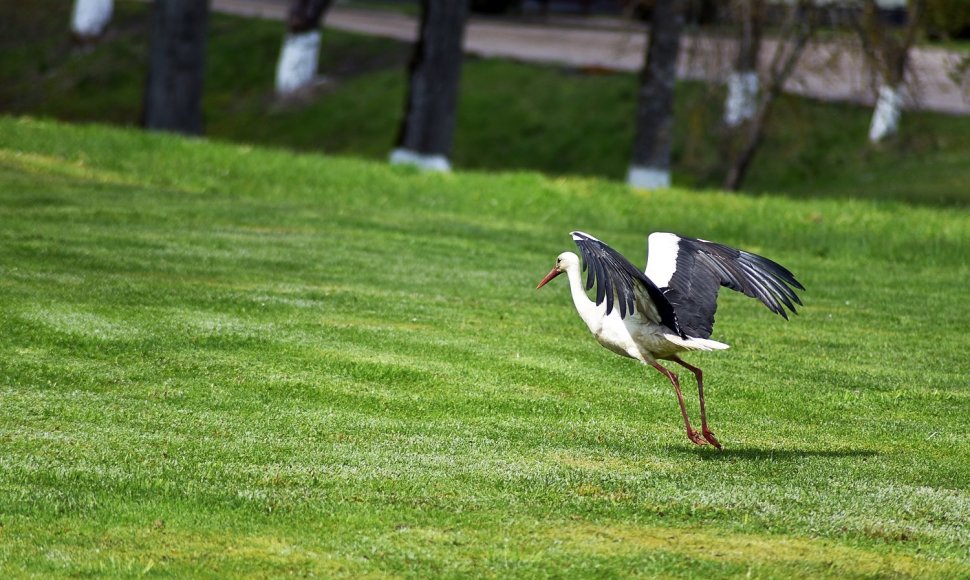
top-left (669, 446), bottom-right (880, 461)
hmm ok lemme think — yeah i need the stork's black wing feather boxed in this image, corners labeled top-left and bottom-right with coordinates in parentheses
top-left (570, 231), bottom-right (684, 337)
top-left (645, 233), bottom-right (805, 339)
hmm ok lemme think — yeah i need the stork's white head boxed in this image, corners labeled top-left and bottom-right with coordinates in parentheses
top-left (536, 251), bottom-right (580, 289)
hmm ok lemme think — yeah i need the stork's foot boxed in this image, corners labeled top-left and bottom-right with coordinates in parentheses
top-left (702, 429), bottom-right (723, 450)
top-left (686, 429), bottom-right (709, 446)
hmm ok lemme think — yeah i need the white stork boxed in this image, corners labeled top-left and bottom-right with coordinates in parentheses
top-left (537, 231), bottom-right (804, 449)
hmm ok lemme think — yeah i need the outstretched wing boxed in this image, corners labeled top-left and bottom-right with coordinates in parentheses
top-left (570, 231), bottom-right (684, 337)
top-left (645, 232), bottom-right (805, 339)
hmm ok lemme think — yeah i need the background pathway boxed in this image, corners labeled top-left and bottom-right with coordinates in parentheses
top-left (214, 0), bottom-right (969, 115)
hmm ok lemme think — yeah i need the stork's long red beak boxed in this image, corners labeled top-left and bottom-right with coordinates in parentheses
top-left (536, 267), bottom-right (562, 289)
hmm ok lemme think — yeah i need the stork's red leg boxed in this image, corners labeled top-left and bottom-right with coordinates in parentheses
top-left (649, 360), bottom-right (707, 446)
top-left (671, 357), bottom-right (722, 450)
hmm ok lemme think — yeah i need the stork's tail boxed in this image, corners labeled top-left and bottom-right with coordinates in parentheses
top-left (663, 334), bottom-right (730, 351)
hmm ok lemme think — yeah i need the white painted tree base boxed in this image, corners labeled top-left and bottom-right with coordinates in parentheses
top-left (724, 71), bottom-right (759, 127)
top-left (627, 165), bottom-right (671, 189)
top-left (869, 84), bottom-right (902, 143)
top-left (275, 31), bottom-right (322, 96)
top-left (389, 149), bottom-right (452, 172)
top-left (71, 0), bottom-right (113, 40)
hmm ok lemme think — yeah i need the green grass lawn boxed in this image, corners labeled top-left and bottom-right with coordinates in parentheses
top-left (2, 0), bottom-right (969, 206)
top-left (1, 116), bottom-right (969, 576)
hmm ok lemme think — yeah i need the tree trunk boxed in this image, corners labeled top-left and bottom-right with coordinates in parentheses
top-left (70, 0), bottom-right (113, 42)
top-left (857, 0), bottom-right (923, 143)
top-left (723, 1), bottom-right (815, 191)
top-left (390, 0), bottom-right (469, 172)
top-left (868, 83), bottom-right (903, 142)
top-left (627, 0), bottom-right (686, 190)
top-left (144, 0), bottom-right (211, 135)
top-left (722, 94), bottom-right (769, 192)
top-left (724, 0), bottom-right (762, 127)
top-left (275, 0), bottom-right (334, 96)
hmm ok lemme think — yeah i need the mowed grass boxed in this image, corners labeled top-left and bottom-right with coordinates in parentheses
top-left (3, 0), bottom-right (970, 206)
top-left (1, 116), bottom-right (969, 577)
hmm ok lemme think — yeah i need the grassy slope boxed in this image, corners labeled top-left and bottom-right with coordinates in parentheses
top-left (1, 117), bottom-right (968, 576)
top-left (2, 1), bottom-right (969, 206)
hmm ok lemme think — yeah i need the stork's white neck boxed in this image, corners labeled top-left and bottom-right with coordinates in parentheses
top-left (565, 265), bottom-right (603, 333)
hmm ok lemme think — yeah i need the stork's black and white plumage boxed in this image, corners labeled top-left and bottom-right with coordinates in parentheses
top-left (537, 231), bottom-right (804, 449)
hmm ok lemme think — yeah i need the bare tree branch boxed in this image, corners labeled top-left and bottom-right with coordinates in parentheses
top-left (723, 0), bottom-right (817, 191)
